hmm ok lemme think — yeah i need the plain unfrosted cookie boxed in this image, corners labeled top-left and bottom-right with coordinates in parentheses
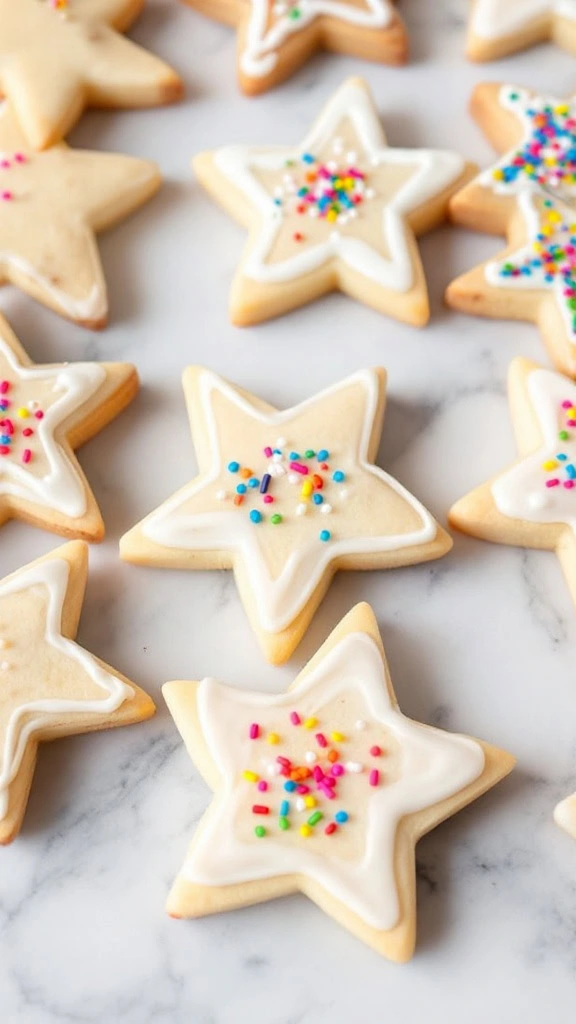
top-left (120, 366), bottom-right (452, 665)
top-left (181, 0), bottom-right (407, 94)
top-left (0, 100), bottom-right (160, 327)
top-left (163, 602), bottom-right (515, 961)
top-left (0, 540), bottom-right (155, 845)
top-left (466, 0), bottom-right (576, 61)
top-left (193, 77), bottom-right (475, 327)
top-left (446, 82), bottom-right (576, 378)
top-left (0, 313), bottom-right (138, 540)
top-left (0, 0), bottom-right (182, 149)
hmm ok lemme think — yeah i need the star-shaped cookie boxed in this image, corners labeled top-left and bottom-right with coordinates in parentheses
top-left (467, 0), bottom-right (576, 60)
top-left (0, 540), bottom-right (155, 845)
top-left (120, 366), bottom-right (452, 664)
top-left (555, 792), bottom-right (576, 839)
top-left (447, 83), bottom-right (576, 378)
top-left (193, 77), bottom-right (474, 327)
top-left (0, 0), bottom-right (182, 149)
top-left (0, 313), bottom-right (138, 540)
top-left (0, 100), bottom-right (160, 327)
top-left (163, 602), bottom-right (514, 960)
top-left (181, 0), bottom-right (406, 94)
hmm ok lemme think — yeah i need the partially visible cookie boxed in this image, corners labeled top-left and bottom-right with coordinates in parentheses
top-left (193, 77), bottom-right (474, 327)
top-left (163, 602), bottom-right (514, 961)
top-left (555, 793), bottom-right (576, 839)
top-left (0, 540), bottom-right (155, 845)
top-left (466, 0), bottom-right (576, 61)
top-left (0, 313), bottom-right (138, 540)
top-left (447, 82), bottom-right (576, 378)
top-left (0, 101), bottom-right (160, 327)
top-left (0, 0), bottom-right (182, 149)
top-left (120, 365), bottom-right (452, 664)
top-left (181, 0), bottom-right (407, 95)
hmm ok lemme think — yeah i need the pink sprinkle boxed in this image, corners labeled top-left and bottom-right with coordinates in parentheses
top-left (319, 782), bottom-right (336, 800)
top-left (0, 446), bottom-right (9, 456)
top-left (289, 462), bottom-right (308, 475)
top-left (34, 410), bottom-right (44, 420)
top-left (369, 769), bottom-right (379, 787)
top-left (249, 723), bottom-right (259, 740)
top-left (0, 160), bottom-right (9, 169)
top-left (263, 495), bottom-right (273, 504)
top-left (324, 776), bottom-right (336, 788)
top-left (14, 153), bottom-right (26, 164)
top-left (370, 745), bottom-right (382, 757)
top-left (263, 446), bottom-right (273, 457)
top-left (22, 428), bottom-right (33, 437)
top-left (296, 784), bottom-right (310, 794)
top-left (331, 764), bottom-right (344, 777)
top-left (315, 732), bottom-right (327, 748)
top-left (569, 420), bottom-right (576, 427)
top-left (313, 765), bottom-right (323, 782)
top-left (325, 822), bottom-right (337, 835)
top-left (290, 711), bottom-right (301, 726)
top-left (0, 381), bottom-right (9, 394)
top-left (1, 191), bottom-right (12, 201)
top-left (22, 449), bottom-right (31, 465)
top-left (546, 478), bottom-right (560, 488)
top-left (277, 756), bottom-right (291, 768)
top-left (3, 419), bottom-right (13, 435)
top-left (565, 480), bottom-right (575, 489)
top-left (257, 780), bottom-right (268, 792)
top-left (562, 400), bottom-right (572, 408)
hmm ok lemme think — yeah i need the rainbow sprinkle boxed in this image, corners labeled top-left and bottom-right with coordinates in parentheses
top-left (0, 379), bottom-right (44, 465)
top-left (540, 398), bottom-right (576, 492)
top-left (0, 151), bottom-right (28, 203)
top-left (492, 92), bottom-right (576, 193)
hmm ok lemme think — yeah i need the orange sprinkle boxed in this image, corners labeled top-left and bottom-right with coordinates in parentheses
top-left (327, 749), bottom-right (339, 763)
top-left (234, 494), bottom-right (244, 506)
top-left (240, 467), bottom-right (252, 479)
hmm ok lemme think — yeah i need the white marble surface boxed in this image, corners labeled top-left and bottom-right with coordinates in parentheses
top-left (1, 0), bottom-right (576, 1020)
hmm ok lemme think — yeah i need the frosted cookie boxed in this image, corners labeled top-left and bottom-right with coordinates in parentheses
top-left (193, 77), bottom-right (474, 327)
top-left (467, 0), bottom-right (576, 61)
top-left (446, 83), bottom-right (576, 378)
top-left (181, 0), bottom-right (406, 95)
top-left (0, 541), bottom-right (155, 845)
top-left (163, 602), bottom-right (515, 960)
top-left (0, 100), bottom-right (160, 327)
top-left (120, 367), bottom-right (452, 665)
top-left (555, 793), bottom-right (576, 838)
top-left (0, 313), bottom-right (138, 541)
top-left (0, 0), bottom-right (182, 150)
top-left (450, 358), bottom-right (576, 623)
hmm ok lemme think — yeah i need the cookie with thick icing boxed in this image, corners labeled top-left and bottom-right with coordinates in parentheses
top-left (0, 100), bottom-right (160, 327)
top-left (181, 0), bottom-right (407, 94)
top-left (0, 541), bottom-right (155, 845)
top-left (467, 0), bottom-right (576, 61)
top-left (446, 83), bottom-right (576, 378)
top-left (0, 0), bottom-right (182, 150)
top-left (163, 602), bottom-right (515, 960)
top-left (0, 313), bottom-right (138, 540)
top-left (120, 366), bottom-right (452, 665)
top-left (193, 77), bottom-right (475, 327)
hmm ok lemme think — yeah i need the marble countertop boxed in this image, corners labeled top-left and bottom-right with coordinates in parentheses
top-left (1, 0), bottom-right (576, 1020)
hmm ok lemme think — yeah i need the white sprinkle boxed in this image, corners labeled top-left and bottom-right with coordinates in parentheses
top-left (326, 160), bottom-right (337, 172)
top-left (349, 208), bottom-right (358, 219)
top-left (0, 661), bottom-right (10, 671)
top-left (275, 437), bottom-right (286, 448)
top-left (296, 503), bottom-right (307, 516)
top-left (296, 797), bottom-right (306, 812)
top-left (27, 400), bottom-right (39, 411)
top-left (339, 488), bottom-right (349, 501)
top-left (365, 188), bottom-right (375, 200)
top-left (273, 185), bottom-right (284, 198)
top-left (308, 207), bottom-right (319, 218)
top-left (346, 150), bottom-right (357, 163)
top-left (288, 473), bottom-right (299, 485)
top-left (321, 503), bottom-right (332, 515)
top-left (355, 719), bottom-right (367, 731)
top-left (304, 750), bottom-right (317, 764)
top-left (272, 452), bottom-right (283, 463)
top-left (267, 762), bottom-right (282, 777)
top-left (215, 489), bottom-right (227, 501)
top-left (337, 213), bottom-right (348, 225)
top-left (346, 761), bottom-right (364, 773)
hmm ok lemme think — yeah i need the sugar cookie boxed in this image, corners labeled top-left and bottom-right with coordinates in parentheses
top-left (163, 602), bottom-right (514, 961)
top-left (554, 793), bottom-right (576, 839)
top-left (120, 366), bottom-right (452, 665)
top-left (0, 313), bottom-right (138, 540)
top-left (447, 83), bottom-right (576, 378)
top-left (466, 0), bottom-right (576, 61)
top-left (0, 100), bottom-right (160, 327)
top-left (0, 0), bottom-right (182, 149)
top-left (0, 541), bottom-right (155, 845)
top-left (193, 77), bottom-right (474, 327)
top-left (181, 0), bottom-right (407, 94)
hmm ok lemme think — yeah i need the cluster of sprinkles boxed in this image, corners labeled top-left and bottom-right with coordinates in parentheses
top-left (242, 711), bottom-right (384, 839)
top-left (497, 199), bottom-right (576, 333)
top-left (0, 380), bottom-right (44, 465)
top-left (0, 152), bottom-right (27, 203)
top-left (492, 92), bottom-right (576, 193)
top-left (271, 136), bottom-right (374, 245)
top-left (538, 398), bottom-right (576, 496)
top-left (218, 439), bottom-right (348, 543)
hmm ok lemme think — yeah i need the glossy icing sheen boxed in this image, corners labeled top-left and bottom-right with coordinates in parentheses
top-left (183, 632), bottom-right (485, 931)
top-left (212, 79), bottom-right (465, 289)
top-left (0, 335), bottom-right (106, 516)
top-left (141, 369), bottom-right (437, 634)
top-left (492, 368), bottom-right (576, 528)
top-left (472, 0), bottom-right (576, 39)
top-left (0, 558), bottom-right (133, 820)
top-left (241, 0), bottom-right (393, 78)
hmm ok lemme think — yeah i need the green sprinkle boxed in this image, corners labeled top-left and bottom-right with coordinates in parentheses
top-left (289, 6), bottom-right (301, 17)
top-left (307, 811), bottom-right (323, 827)
top-left (509, 91), bottom-right (519, 101)
top-left (271, 513), bottom-right (283, 524)
top-left (279, 816), bottom-right (289, 831)
top-left (304, 449), bottom-right (315, 459)
top-left (255, 825), bottom-right (266, 838)
top-left (559, 430), bottom-right (569, 440)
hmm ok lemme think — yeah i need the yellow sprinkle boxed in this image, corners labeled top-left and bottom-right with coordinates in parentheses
top-left (301, 480), bottom-right (313, 497)
top-left (304, 795), bottom-right (316, 809)
top-left (326, 209), bottom-right (337, 223)
top-left (568, 408), bottom-right (576, 418)
top-left (542, 460), bottom-right (558, 471)
top-left (549, 210), bottom-right (562, 224)
top-left (243, 770), bottom-right (259, 782)
top-left (303, 717), bottom-right (317, 730)
top-left (330, 731), bottom-right (345, 743)
top-left (492, 169), bottom-right (504, 180)
top-left (16, 407), bottom-right (29, 419)
top-left (300, 824), bottom-right (312, 838)
top-left (267, 732), bottom-right (280, 745)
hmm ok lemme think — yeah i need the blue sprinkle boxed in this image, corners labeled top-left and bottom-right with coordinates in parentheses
top-left (557, 453), bottom-right (568, 461)
top-left (227, 461), bottom-right (240, 473)
top-left (289, 451), bottom-right (300, 461)
top-left (319, 530), bottom-right (331, 542)
top-left (335, 811), bottom-right (348, 824)
top-left (280, 800), bottom-right (289, 817)
top-left (236, 483), bottom-right (247, 495)
top-left (0, 435), bottom-right (10, 445)
top-left (567, 464), bottom-right (576, 479)
top-left (332, 470), bottom-right (345, 483)
top-left (317, 449), bottom-right (329, 461)
top-left (248, 477), bottom-right (259, 488)
top-left (284, 780), bottom-right (296, 793)
top-left (250, 509), bottom-right (262, 523)
top-left (313, 493), bottom-right (323, 505)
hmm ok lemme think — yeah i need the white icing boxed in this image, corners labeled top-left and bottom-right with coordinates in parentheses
top-left (211, 78), bottom-right (465, 290)
top-left (0, 557), bottom-right (133, 820)
top-left (182, 631), bottom-right (485, 930)
top-left (471, 0), bottom-right (576, 39)
top-left (0, 255), bottom-right (107, 322)
top-left (492, 368), bottom-right (576, 528)
top-left (141, 369), bottom-right (438, 634)
top-left (241, 0), bottom-right (393, 78)
top-left (0, 334), bottom-right (106, 516)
